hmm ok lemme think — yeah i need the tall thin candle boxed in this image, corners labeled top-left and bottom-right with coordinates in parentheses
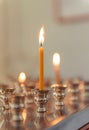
top-left (39, 27), bottom-right (44, 90)
top-left (53, 53), bottom-right (61, 84)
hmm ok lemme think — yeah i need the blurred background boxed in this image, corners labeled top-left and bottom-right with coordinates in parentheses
top-left (0, 0), bottom-right (89, 81)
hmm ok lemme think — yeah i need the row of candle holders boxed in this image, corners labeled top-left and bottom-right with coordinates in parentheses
top-left (0, 79), bottom-right (89, 130)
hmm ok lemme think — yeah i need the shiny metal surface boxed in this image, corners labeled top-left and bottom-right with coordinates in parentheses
top-left (0, 98), bottom-right (87, 130)
top-left (0, 82), bottom-right (88, 130)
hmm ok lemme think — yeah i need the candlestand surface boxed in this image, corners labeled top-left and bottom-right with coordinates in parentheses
top-left (0, 101), bottom-right (88, 130)
top-left (0, 81), bottom-right (89, 130)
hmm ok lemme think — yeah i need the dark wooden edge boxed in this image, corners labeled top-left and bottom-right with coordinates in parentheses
top-left (78, 122), bottom-right (89, 130)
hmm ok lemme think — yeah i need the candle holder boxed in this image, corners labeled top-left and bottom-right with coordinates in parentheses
top-left (10, 94), bottom-right (25, 121)
top-left (4, 87), bottom-right (15, 111)
top-left (34, 89), bottom-right (50, 130)
top-left (25, 84), bottom-right (35, 105)
top-left (25, 84), bottom-right (36, 123)
top-left (51, 84), bottom-right (67, 119)
top-left (0, 84), bottom-right (15, 111)
top-left (67, 82), bottom-right (80, 113)
top-left (79, 81), bottom-right (89, 108)
top-left (0, 86), bottom-right (6, 111)
top-left (52, 84), bottom-right (67, 106)
top-left (0, 96), bottom-right (5, 126)
top-left (34, 89), bottom-right (49, 112)
top-left (0, 84), bottom-right (16, 130)
top-left (24, 84), bottom-right (36, 130)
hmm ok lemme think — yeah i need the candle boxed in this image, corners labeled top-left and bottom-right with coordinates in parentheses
top-left (53, 53), bottom-right (61, 84)
top-left (39, 27), bottom-right (44, 90)
top-left (18, 72), bottom-right (26, 84)
top-left (22, 109), bottom-right (27, 122)
top-left (17, 72), bottom-right (27, 93)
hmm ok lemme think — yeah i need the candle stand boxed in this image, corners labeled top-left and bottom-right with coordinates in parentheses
top-left (24, 85), bottom-right (36, 130)
top-left (0, 88), bottom-right (5, 125)
top-left (79, 81), bottom-right (89, 107)
top-left (10, 94), bottom-right (25, 121)
top-left (0, 84), bottom-right (15, 111)
top-left (0, 84), bottom-right (16, 130)
top-left (0, 86), bottom-right (6, 112)
top-left (4, 88), bottom-right (15, 111)
top-left (34, 89), bottom-right (50, 130)
top-left (51, 84), bottom-right (67, 119)
top-left (67, 82), bottom-right (80, 113)
top-left (25, 85), bottom-right (35, 105)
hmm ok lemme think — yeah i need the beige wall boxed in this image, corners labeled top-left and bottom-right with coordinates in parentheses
top-left (0, 0), bottom-right (89, 80)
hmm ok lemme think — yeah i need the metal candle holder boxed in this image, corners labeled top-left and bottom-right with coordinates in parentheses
top-left (34, 89), bottom-right (50, 130)
top-left (51, 84), bottom-right (67, 118)
top-left (0, 84), bottom-right (15, 111)
top-left (10, 94), bottom-right (25, 121)
top-left (34, 89), bottom-right (49, 113)
top-left (24, 85), bottom-right (36, 129)
top-left (67, 82), bottom-right (80, 113)
top-left (26, 85), bottom-right (35, 105)
top-left (52, 84), bottom-right (67, 107)
top-left (79, 81), bottom-right (89, 107)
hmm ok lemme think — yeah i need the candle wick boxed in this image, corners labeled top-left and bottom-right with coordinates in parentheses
top-left (40, 43), bottom-right (43, 47)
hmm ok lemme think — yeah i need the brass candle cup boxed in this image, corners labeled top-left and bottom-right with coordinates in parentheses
top-left (34, 89), bottom-right (50, 130)
top-left (34, 89), bottom-right (49, 113)
top-left (50, 84), bottom-right (67, 119)
top-left (51, 84), bottom-right (67, 107)
top-left (0, 84), bottom-right (15, 111)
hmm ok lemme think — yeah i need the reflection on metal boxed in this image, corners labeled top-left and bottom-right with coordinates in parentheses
top-left (0, 81), bottom-right (89, 130)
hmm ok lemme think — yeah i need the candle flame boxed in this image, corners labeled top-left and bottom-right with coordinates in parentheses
top-left (18, 72), bottom-right (26, 83)
top-left (39, 26), bottom-right (44, 45)
top-left (53, 53), bottom-right (60, 66)
top-left (22, 109), bottom-right (27, 121)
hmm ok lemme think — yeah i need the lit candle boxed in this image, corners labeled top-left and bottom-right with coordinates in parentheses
top-left (18, 72), bottom-right (26, 85)
top-left (39, 26), bottom-right (45, 90)
top-left (53, 53), bottom-right (61, 84)
top-left (22, 109), bottom-right (27, 122)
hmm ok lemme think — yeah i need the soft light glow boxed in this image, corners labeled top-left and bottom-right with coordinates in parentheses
top-left (39, 26), bottom-right (44, 45)
top-left (53, 53), bottom-right (60, 66)
top-left (18, 72), bottom-right (26, 83)
top-left (22, 109), bottom-right (27, 121)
